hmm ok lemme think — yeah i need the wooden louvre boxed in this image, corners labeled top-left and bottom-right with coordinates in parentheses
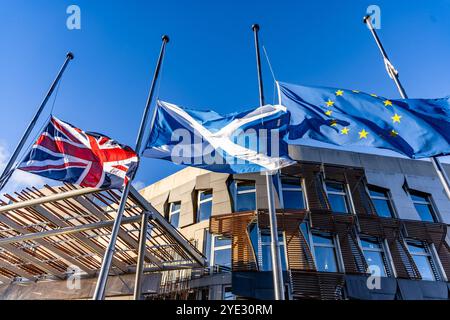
top-left (357, 215), bottom-right (421, 279)
top-left (290, 270), bottom-right (345, 300)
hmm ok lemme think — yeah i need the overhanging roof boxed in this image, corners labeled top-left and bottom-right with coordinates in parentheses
top-left (0, 183), bottom-right (205, 284)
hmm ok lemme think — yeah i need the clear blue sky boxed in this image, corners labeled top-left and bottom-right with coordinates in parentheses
top-left (1, 0), bottom-right (450, 193)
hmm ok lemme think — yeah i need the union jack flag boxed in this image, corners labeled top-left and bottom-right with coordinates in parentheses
top-left (18, 116), bottom-right (139, 189)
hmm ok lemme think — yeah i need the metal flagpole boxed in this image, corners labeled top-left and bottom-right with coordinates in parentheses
top-left (363, 15), bottom-right (450, 200)
top-left (252, 24), bottom-right (285, 300)
top-left (93, 35), bottom-right (169, 300)
top-left (133, 211), bottom-right (150, 300)
top-left (0, 52), bottom-right (74, 190)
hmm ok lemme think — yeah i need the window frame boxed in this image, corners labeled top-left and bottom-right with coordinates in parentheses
top-left (366, 185), bottom-right (397, 218)
top-left (234, 180), bottom-right (257, 212)
top-left (279, 175), bottom-right (306, 210)
top-left (323, 180), bottom-right (354, 214)
top-left (210, 234), bottom-right (232, 271)
top-left (358, 235), bottom-right (395, 278)
top-left (168, 201), bottom-right (181, 228)
top-left (197, 189), bottom-right (213, 223)
top-left (408, 190), bottom-right (439, 223)
top-left (405, 239), bottom-right (442, 281)
top-left (305, 224), bottom-right (344, 273)
top-left (259, 228), bottom-right (289, 272)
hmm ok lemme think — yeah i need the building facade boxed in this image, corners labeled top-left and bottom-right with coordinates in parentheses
top-left (140, 146), bottom-right (450, 300)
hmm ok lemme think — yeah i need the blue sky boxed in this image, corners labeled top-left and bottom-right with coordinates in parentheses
top-left (1, 0), bottom-right (450, 194)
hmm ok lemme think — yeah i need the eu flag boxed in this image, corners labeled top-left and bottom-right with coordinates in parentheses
top-left (279, 82), bottom-right (450, 159)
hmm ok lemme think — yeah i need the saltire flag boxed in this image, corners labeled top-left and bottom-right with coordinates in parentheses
top-left (18, 116), bottom-right (139, 189)
top-left (278, 82), bottom-right (450, 159)
top-left (143, 100), bottom-right (295, 173)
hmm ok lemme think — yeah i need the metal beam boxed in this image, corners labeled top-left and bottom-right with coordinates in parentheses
top-left (0, 214), bottom-right (141, 246)
top-left (1, 243), bottom-right (65, 279)
top-left (129, 187), bottom-right (206, 266)
top-left (75, 196), bottom-right (163, 268)
top-left (0, 213), bottom-right (94, 276)
top-left (0, 187), bottom-right (99, 214)
top-left (33, 205), bottom-right (129, 272)
top-left (0, 259), bottom-right (35, 279)
top-left (133, 212), bottom-right (149, 300)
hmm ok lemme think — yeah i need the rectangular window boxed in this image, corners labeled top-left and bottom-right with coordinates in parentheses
top-left (169, 202), bottom-right (181, 228)
top-left (360, 237), bottom-right (391, 277)
top-left (409, 190), bottom-right (438, 222)
top-left (197, 190), bottom-right (213, 222)
top-left (248, 223), bottom-right (287, 271)
top-left (406, 241), bottom-right (439, 281)
top-left (281, 176), bottom-right (305, 210)
top-left (260, 229), bottom-right (287, 271)
top-left (235, 181), bottom-right (256, 212)
top-left (311, 232), bottom-right (340, 272)
top-left (325, 181), bottom-right (350, 214)
top-left (368, 186), bottom-right (395, 218)
top-left (223, 286), bottom-right (235, 300)
top-left (211, 235), bottom-right (232, 271)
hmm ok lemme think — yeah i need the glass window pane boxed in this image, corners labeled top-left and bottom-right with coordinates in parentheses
top-left (373, 199), bottom-right (394, 218)
top-left (260, 230), bottom-right (287, 271)
top-left (236, 192), bottom-right (256, 211)
top-left (360, 239), bottom-right (382, 250)
top-left (412, 255), bottom-right (435, 281)
top-left (368, 188), bottom-right (387, 198)
top-left (300, 222), bottom-right (310, 244)
top-left (215, 236), bottom-right (231, 247)
top-left (214, 249), bottom-right (231, 268)
top-left (414, 204), bottom-right (436, 222)
top-left (199, 190), bottom-right (213, 201)
top-left (314, 246), bottom-right (338, 272)
top-left (261, 244), bottom-right (287, 271)
top-left (237, 182), bottom-right (255, 193)
top-left (223, 287), bottom-right (235, 300)
top-left (410, 193), bottom-right (428, 203)
top-left (363, 251), bottom-right (387, 277)
top-left (198, 200), bottom-right (212, 222)
top-left (282, 177), bottom-right (302, 189)
top-left (407, 243), bottom-right (427, 255)
top-left (312, 234), bottom-right (334, 246)
top-left (328, 194), bottom-right (348, 213)
top-left (169, 212), bottom-right (180, 228)
top-left (326, 182), bottom-right (345, 193)
top-left (171, 202), bottom-right (181, 212)
top-left (283, 190), bottom-right (305, 209)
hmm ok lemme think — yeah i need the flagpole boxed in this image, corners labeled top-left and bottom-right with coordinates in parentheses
top-left (363, 15), bottom-right (450, 200)
top-left (93, 35), bottom-right (169, 300)
top-left (252, 24), bottom-right (285, 300)
top-left (0, 52), bottom-right (74, 190)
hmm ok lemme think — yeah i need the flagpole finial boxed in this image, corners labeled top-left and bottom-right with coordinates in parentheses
top-left (66, 52), bottom-right (74, 60)
top-left (162, 35), bottom-right (170, 43)
top-left (252, 24), bottom-right (260, 32)
top-left (363, 15), bottom-right (371, 24)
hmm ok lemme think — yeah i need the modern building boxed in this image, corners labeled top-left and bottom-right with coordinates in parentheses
top-left (140, 145), bottom-right (450, 300)
top-left (0, 145), bottom-right (449, 300)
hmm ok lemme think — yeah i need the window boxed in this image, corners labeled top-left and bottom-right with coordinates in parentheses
top-left (235, 181), bottom-right (256, 212)
top-left (409, 190), bottom-right (438, 222)
top-left (368, 186), bottom-right (395, 218)
top-left (406, 241), bottom-right (440, 281)
top-left (197, 190), bottom-right (213, 222)
top-left (249, 223), bottom-right (287, 271)
top-left (281, 176), bottom-right (305, 209)
top-left (325, 181), bottom-right (351, 214)
top-left (360, 237), bottom-right (391, 277)
top-left (311, 232), bottom-right (340, 272)
top-left (169, 202), bottom-right (181, 228)
top-left (223, 286), bottom-right (235, 300)
top-left (211, 235), bottom-right (232, 271)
